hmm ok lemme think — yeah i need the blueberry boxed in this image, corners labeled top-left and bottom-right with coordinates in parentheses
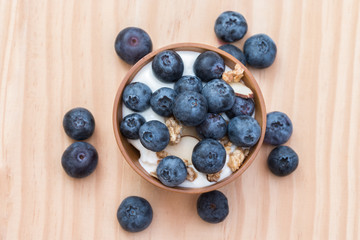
top-left (196, 113), bottom-right (227, 140)
top-left (156, 156), bottom-right (187, 187)
top-left (152, 50), bottom-right (184, 83)
top-left (197, 190), bottom-right (229, 223)
top-left (243, 34), bottom-right (277, 68)
top-left (117, 196), bottom-right (153, 232)
top-left (264, 111), bottom-right (293, 145)
top-left (139, 120), bottom-right (170, 152)
top-left (63, 107), bottom-right (95, 141)
top-left (120, 113), bottom-right (146, 139)
top-left (114, 27), bottom-right (152, 65)
top-left (201, 79), bottom-right (235, 113)
top-left (225, 96), bottom-right (255, 118)
top-left (267, 146), bottom-right (298, 176)
top-left (174, 75), bottom-right (203, 94)
top-left (193, 51), bottom-right (225, 82)
top-left (219, 44), bottom-right (247, 66)
top-left (122, 82), bottom-right (152, 112)
top-left (61, 142), bottom-right (98, 178)
top-left (150, 87), bottom-right (177, 117)
top-left (214, 11), bottom-right (248, 43)
top-left (192, 139), bottom-right (226, 174)
top-left (172, 91), bottom-right (208, 126)
top-left (228, 115), bottom-right (261, 147)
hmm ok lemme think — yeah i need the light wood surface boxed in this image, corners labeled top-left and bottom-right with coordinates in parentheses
top-left (1, 0), bottom-right (359, 239)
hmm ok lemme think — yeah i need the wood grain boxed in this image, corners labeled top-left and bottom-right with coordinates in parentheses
top-left (1, 0), bottom-right (359, 239)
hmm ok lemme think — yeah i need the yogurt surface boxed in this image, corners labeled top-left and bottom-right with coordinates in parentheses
top-left (122, 51), bottom-right (234, 188)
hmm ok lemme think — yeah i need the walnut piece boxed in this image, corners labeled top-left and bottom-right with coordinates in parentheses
top-left (207, 170), bottom-right (222, 182)
top-left (186, 167), bottom-right (197, 182)
top-left (222, 64), bottom-right (244, 83)
top-left (165, 117), bottom-right (183, 145)
top-left (227, 147), bottom-right (249, 172)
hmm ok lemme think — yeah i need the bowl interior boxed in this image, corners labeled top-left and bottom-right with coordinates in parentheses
top-left (113, 43), bottom-right (266, 194)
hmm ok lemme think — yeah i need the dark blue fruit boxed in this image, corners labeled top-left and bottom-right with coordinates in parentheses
top-left (152, 50), bottom-right (184, 83)
top-left (172, 91), bottom-right (208, 126)
top-left (193, 51), bottom-right (225, 82)
top-left (122, 82), bottom-right (152, 112)
top-left (267, 146), bottom-right (298, 176)
top-left (174, 75), bottom-right (203, 94)
top-left (192, 139), bottom-right (226, 174)
top-left (244, 34), bottom-right (277, 68)
top-left (61, 142), bottom-right (98, 178)
top-left (201, 79), bottom-right (235, 113)
top-left (156, 156), bottom-right (187, 187)
top-left (196, 113), bottom-right (227, 140)
top-left (214, 11), bottom-right (248, 42)
top-left (264, 111), bottom-right (293, 145)
top-left (150, 87), bottom-right (177, 117)
top-left (63, 107), bottom-right (95, 141)
top-left (114, 27), bottom-right (152, 65)
top-left (225, 96), bottom-right (255, 118)
top-left (117, 196), bottom-right (153, 232)
top-left (120, 113), bottom-right (146, 139)
top-left (139, 120), bottom-right (170, 152)
top-left (197, 190), bottom-right (229, 223)
top-left (228, 115), bottom-right (261, 147)
top-left (219, 44), bottom-right (247, 66)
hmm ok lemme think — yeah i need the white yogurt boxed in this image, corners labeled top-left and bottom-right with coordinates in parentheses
top-left (122, 51), bottom-right (235, 188)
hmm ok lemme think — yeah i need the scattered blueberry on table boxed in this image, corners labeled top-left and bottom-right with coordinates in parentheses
top-left (243, 33), bottom-right (277, 68)
top-left (63, 107), bottom-right (95, 141)
top-left (197, 190), bottom-right (229, 223)
top-left (267, 146), bottom-right (299, 176)
top-left (117, 196), bottom-right (153, 232)
top-left (265, 111), bottom-right (293, 145)
top-left (214, 11), bottom-right (248, 42)
top-left (61, 142), bottom-right (98, 178)
top-left (114, 27), bottom-right (152, 65)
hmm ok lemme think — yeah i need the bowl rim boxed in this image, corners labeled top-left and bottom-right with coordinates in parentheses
top-left (113, 42), bottom-right (266, 194)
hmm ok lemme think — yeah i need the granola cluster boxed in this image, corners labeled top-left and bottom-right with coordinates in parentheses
top-left (207, 170), bottom-right (222, 182)
top-left (186, 167), bottom-right (197, 182)
top-left (227, 147), bottom-right (250, 172)
top-left (165, 116), bottom-right (183, 144)
top-left (222, 64), bottom-right (244, 83)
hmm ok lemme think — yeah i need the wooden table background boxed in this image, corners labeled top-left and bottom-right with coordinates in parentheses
top-left (1, 0), bottom-right (359, 239)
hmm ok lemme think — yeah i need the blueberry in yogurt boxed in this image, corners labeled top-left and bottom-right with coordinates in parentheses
top-left (174, 75), bottom-right (203, 94)
top-left (193, 51), bottom-right (225, 82)
top-left (120, 113), bottom-right (146, 139)
top-left (172, 91), bottom-right (208, 126)
top-left (201, 79), bottom-right (235, 113)
top-left (214, 11), bottom-right (248, 42)
top-left (122, 82), bottom-right (152, 112)
top-left (152, 50), bottom-right (184, 83)
top-left (156, 155), bottom-right (187, 187)
top-left (196, 113), bottom-right (227, 140)
top-left (139, 120), bottom-right (170, 152)
top-left (225, 96), bottom-right (255, 118)
top-left (192, 139), bottom-right (226, 174)
top-left (150, 87), bottom-right (177, 117)
top-left (114, 27), bottom-right (152, 65)
top-left (228, 115), bottom-right (261, 147)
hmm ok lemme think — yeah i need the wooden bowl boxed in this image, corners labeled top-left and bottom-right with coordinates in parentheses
top-left (113, 43), bottom-right (266, 194)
